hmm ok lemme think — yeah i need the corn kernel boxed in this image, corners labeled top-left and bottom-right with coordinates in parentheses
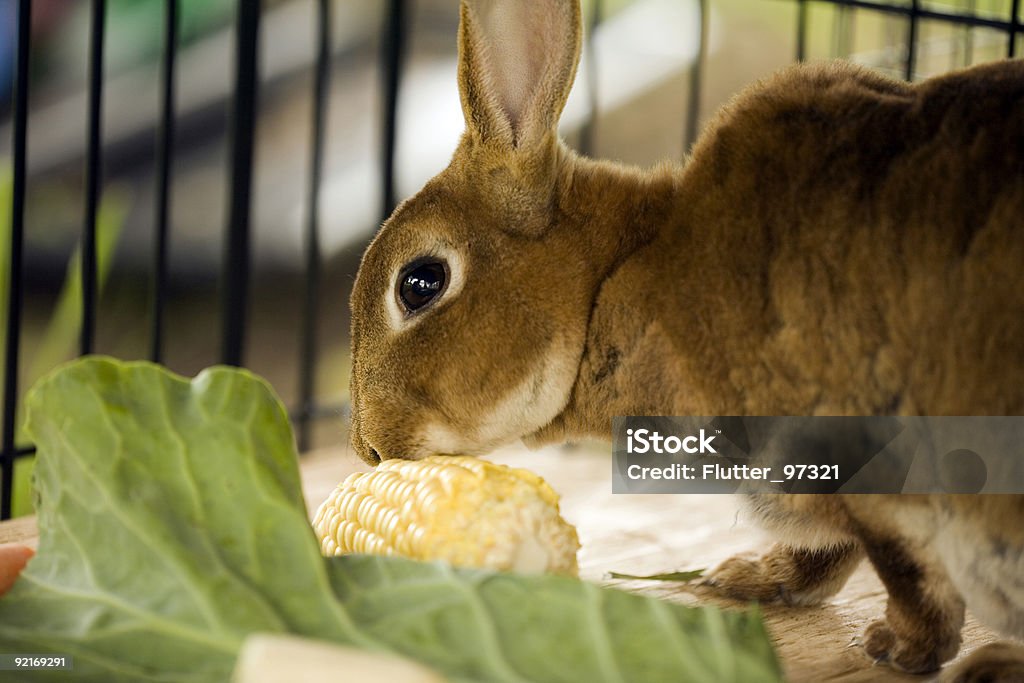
top-left (312, 456), bottom-right (579, 575)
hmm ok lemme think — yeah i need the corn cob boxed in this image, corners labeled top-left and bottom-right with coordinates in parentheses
top-left (312, 456), bottom-right (580, 575)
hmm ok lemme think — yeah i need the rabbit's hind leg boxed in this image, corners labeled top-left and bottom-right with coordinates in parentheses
top-left (938, 642), bottom-right (1024, 683)
top-left (859, 535), bottom-right (966, 674)
top-left (701, 542), bottom-right (863, 606)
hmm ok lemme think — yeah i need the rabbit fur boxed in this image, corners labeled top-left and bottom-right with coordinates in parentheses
top-left (348, 0), bottom-right (1024, 677)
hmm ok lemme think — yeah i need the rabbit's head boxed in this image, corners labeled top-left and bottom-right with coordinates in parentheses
top-left (349, 1), bottom-right (597, 463)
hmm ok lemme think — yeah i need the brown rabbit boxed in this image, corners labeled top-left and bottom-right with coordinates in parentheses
top-left (348, 0), bottom-right (1024, 679)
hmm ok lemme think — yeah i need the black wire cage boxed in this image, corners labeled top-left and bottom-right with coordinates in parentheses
top-left (0, 0), bottom-right (1021, 520)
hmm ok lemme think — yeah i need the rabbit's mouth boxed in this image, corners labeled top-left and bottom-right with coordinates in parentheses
top-left (354, 419), bottom-right (436, 463)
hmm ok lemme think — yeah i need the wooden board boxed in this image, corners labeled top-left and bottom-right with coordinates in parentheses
top-left (0, 515), bottom-right (37, 549)
top-left (1, 442), bottom-right (999, 681)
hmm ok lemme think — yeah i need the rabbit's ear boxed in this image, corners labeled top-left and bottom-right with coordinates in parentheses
top-left (458, 0), bottom-right (582, 151)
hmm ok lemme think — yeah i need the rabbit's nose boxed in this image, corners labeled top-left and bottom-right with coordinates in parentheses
top-left (357, 442), bottom-right (382, 466)
top-left (352, 430), bottom-right (383, 466)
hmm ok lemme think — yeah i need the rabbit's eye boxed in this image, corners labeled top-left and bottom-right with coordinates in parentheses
top-left (398, 261), bottom-right (447, 313)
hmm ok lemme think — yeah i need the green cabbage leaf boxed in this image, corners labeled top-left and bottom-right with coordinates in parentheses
top-left (0, 357), bottom-right (782, 682)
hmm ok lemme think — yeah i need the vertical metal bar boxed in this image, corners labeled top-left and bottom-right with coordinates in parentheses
top-left (833, 5), bottom-right (855, 58)
top-left (380, 0), bottom-right (408, 223)
top-left (796, 0), bottom-right (809, 62)
top-left (963, 0), bottom-right (976, 66)
top-left (1010, 0), bottom-right (1021, 57)
top-left (221, 0), bottom-right (261, 367)
top-left (579, 0), bottom-right (603, 157)
top-left (151, 0), bottom-right (178, 363)
top-left (832, 6), bottom-right (843, 57)
top-left (952, 0), bottom-right (975, 69)
top-left (2, 0), bottom-right (31, 521)
top-left (843, 6), bottom-right (851, 60)
top-left (684, 0), bottom-right (709, 152)
top-left (82, 0), bottom-right (106, 356)
top-left (905, 0), bottom-right (920, 81)
top-left (298, 0), bottom-right (332, 452)
top-left (883, 11), bottom-right (900, 75)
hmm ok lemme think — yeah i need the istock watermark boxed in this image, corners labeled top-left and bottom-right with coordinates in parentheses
top-left (612, 416), bottom-right (1024, 494)
top-left (625, 428), bottom-right (717, 454)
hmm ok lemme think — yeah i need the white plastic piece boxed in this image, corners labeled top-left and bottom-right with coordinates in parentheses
top-left (232, 633), bottom-right (447, 683)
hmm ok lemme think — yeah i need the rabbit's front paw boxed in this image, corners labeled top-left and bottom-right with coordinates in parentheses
top-left (938, 642), bottom-right (1024, 683)
top-left (701, 542), bottom-right (861, 606)
top-left (861, 618), bottom-right (960, 674)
